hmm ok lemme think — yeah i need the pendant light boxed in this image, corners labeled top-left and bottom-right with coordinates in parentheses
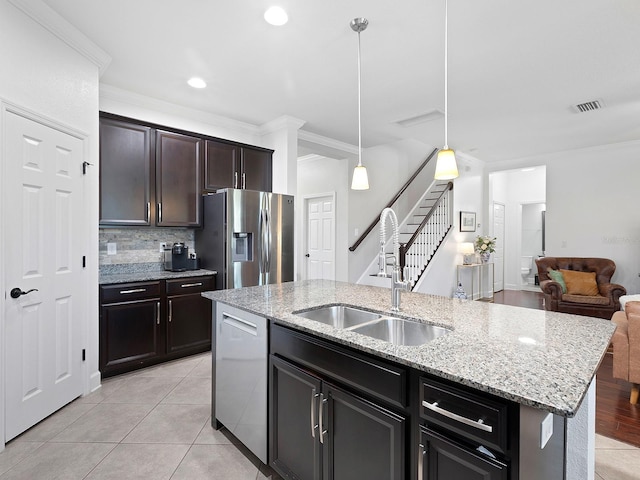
top-left (350, 17), bottom-right (370, 190)
top-left (434, 0), bottom-right (459, 180)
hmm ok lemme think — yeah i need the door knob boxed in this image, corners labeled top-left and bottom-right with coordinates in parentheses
top-left (10, 288), bottom-right (38, 299)
top-left (305, 254), bottom-right (310, 257)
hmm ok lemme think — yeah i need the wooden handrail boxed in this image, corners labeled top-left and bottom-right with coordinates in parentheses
top-left (348, 147), bottom-right (438, 252)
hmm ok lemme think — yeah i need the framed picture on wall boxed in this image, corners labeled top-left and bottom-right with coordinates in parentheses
top-left (460, 211), bottom-right (476, 232)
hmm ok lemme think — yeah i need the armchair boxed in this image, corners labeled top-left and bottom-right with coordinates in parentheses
top-left (535, 257), bottom-right (626, 319)
top-left (611, 301), bottom-right (640, 403)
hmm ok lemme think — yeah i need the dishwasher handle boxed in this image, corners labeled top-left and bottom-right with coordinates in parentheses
top-left (221, 312), bottom-right (258, 336)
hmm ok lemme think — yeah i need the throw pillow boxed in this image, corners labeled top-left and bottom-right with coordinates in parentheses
top-left (546, 268), bottom-right (567, 293)
top-left (560, 269), bottom-right (599, 296)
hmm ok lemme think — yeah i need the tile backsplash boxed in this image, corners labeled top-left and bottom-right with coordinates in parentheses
top-left (99, 228), bottom-right (195, 265)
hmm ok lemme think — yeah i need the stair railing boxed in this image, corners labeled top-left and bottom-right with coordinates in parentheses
top-left (400, 182), bottom-right (454, 286)
top-left (349, 147), bottom-right (438, 252)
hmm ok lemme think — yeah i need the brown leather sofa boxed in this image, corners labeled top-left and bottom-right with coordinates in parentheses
top-left (611, 302), bottom-right (640, 403)
top-left (535, 257), bottom-right (626, 319)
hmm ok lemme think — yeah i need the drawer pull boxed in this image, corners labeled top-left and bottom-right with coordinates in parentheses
top-left (169, 299), bottom-right (173, 322)
top-left (156, 301), bottom-right (160, 325)
top-left (119, 288), bottom-right (146, 294)
top-left (422, 401), bottom-right (493, 433)
top-left (181, 282), bottom-right (203, 288)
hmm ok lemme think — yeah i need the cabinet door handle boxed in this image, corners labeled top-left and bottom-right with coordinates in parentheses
top-left (156, 301), bottom-right (160, 325)
top-left (158, 202), bottom-right (162, 222)
top-left (418, 443), bottom-right (426, 479)
top-left (181, 282), bottom-right (203, 288)
top-left (119, 288), bottom-right (146, 294)
top-left (310, 389), bottom-right (319, 438)
top-left (146, 202), bottom-right (150, 223)
top-left (234, 172), bottom-right (238, 189)
top-left (242, 172), bottom-right (246, 189)
top-left (422, 401), bottom-right (493, 433)
top-left (319, 393), bottom-right (328, 444)
top-left (168, 299), bottom-right (173, 322)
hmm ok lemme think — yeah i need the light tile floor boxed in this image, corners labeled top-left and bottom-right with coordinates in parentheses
top-left (0, 351), bottom-right (638, 479)
top-left (0, 352), bottom-right (280, 480)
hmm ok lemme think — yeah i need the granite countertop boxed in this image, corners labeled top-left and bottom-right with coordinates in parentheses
top-left (99, 263), bottom-right (217, 285)
top-left (203, 279), bottom-right (615, 417)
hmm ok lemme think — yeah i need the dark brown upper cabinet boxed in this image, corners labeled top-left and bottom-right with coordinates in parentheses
top-left (99, 118), bottom-right (154, 226)
top-left (203, 139), bottom-right (272, 193)
top-left (156, 130), bottom-right (202, 227)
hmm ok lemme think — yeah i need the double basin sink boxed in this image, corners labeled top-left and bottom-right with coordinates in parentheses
top-left (293, 305), bottom-right (449, 347)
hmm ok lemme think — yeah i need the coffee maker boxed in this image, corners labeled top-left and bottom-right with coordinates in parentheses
top-left (163, 242), bottom-right (189, 272)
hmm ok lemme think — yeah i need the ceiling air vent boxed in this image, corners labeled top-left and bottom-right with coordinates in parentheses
top-left (572, 99), bottom-right (604, 113)
top-left (394, 109), bottom-right (444, 128)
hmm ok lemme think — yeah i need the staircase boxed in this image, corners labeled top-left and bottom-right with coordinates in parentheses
top-left (359, 180), bottom-right (454, 289)
top-left (399, 181), bottom-right (453, 288)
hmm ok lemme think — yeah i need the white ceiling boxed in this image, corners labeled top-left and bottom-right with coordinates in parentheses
top-left (43, 0), bottom-right (640, 162)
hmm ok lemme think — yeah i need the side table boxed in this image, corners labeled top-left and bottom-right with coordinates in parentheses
top-left (456, 263), bottom-right (495, 302)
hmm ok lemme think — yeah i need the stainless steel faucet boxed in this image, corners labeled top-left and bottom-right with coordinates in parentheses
top-left (379, 208), bottom-right (410, 312)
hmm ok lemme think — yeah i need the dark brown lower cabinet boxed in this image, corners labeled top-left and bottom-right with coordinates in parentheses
top-left (100, 298), bottom-right (163, 373)
top-left (271, 355), bottom-right (405, 480)
top-left (100, 275), bottom-right (214, 377)
top-left (420, 427), bottom-right (508, 480)
top-left (167, 292), bottom-right (212, 354)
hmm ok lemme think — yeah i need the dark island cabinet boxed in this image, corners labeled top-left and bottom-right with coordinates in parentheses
top-left (99, 118), bottom-right (154, 225)
top-left (156, 130), bottom-right (202, 227)
top-left (269, 325), bottom-right (407, 480)
top-left (203, 139), bottom-right (272, 193)
top-left (420, 427), bottom-right (508, 480)
top-left (99, 275), bottom-right (214, 377)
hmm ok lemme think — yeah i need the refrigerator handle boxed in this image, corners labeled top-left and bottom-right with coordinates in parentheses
top-left (265, 207), bottom-right (271, 275)
top-left (260, 207), bottom-right (268, 279)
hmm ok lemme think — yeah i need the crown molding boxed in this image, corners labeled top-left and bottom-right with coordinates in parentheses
top-left (259, 116), bottom-right (306, 135)
top-left (298, 130), bottom-right (358, 156)
top-left (9, 0), bottom-right (111, 75)
top-left (100, 84), bottom-right (261, 137)
top-left (487, 138), bottom-right (640, 173)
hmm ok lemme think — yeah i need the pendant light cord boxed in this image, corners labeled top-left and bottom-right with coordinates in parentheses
top-left (357, 30), bottom-right (363, 167)
top-left (444, 0), bottom-right (449, 150)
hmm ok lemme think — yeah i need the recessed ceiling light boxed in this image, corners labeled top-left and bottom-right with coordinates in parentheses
top-left (518, 336), bottom-right (537, 345)
top-left (264, 6), bottom-right (288, 26)
top-left (187, 77), bottom-right (207, 89)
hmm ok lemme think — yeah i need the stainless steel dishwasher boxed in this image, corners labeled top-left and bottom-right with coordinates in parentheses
top-left (214, 302), bottom-right (268, 464)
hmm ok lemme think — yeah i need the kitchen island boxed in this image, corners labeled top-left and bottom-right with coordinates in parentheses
top-left (204, 280), bottom-right (615, 480)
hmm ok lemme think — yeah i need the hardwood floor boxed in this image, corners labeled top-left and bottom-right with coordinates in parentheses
top-left (493, 289), bottom-right (640, 448)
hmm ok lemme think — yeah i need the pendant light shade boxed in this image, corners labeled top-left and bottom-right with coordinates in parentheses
top-left (434, 148), bottom-right (458, 180)
top-left (351, 165), bottom-right (369, 190)
top-left (435, 0), bottom-right (459, 180)
top-left (350, 17), bottom-right (370, 190)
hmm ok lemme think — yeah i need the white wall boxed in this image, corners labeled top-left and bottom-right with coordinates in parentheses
top-left (0, 0), bottom-right (101, 447)
top-left (489, 141), bottom-right (640, 294)
top-left (416, 156), bottom-right (485, 297)
top-left (297, 155), bottom-right (349, 281)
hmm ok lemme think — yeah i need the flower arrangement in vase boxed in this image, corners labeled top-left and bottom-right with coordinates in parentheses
top-left (474, 235), bottom-right (496, 263)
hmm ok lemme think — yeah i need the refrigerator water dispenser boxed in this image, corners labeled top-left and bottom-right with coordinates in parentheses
top-left (232, 232), bottom-right (253, 262)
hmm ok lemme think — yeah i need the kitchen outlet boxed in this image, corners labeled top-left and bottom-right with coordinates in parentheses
top-left (354, 228), bottom-right (359, 237)
top-left (540, 412), bottom-right (553, 448)
top-left (107, 242), bottom-right (117, 255)
top-left (159, 242), bottom-right (167, 253)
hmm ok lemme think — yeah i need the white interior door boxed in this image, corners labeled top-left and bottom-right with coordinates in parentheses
top-left (492, 202), bottom-right (505, 292)
top-left (4, 110), bottom-right (84, 441)
top-left (304, 194), bottom-right (335, 280)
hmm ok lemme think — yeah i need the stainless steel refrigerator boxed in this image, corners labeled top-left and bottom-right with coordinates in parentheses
top-left (195, 189), bottom-right (294, 290)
